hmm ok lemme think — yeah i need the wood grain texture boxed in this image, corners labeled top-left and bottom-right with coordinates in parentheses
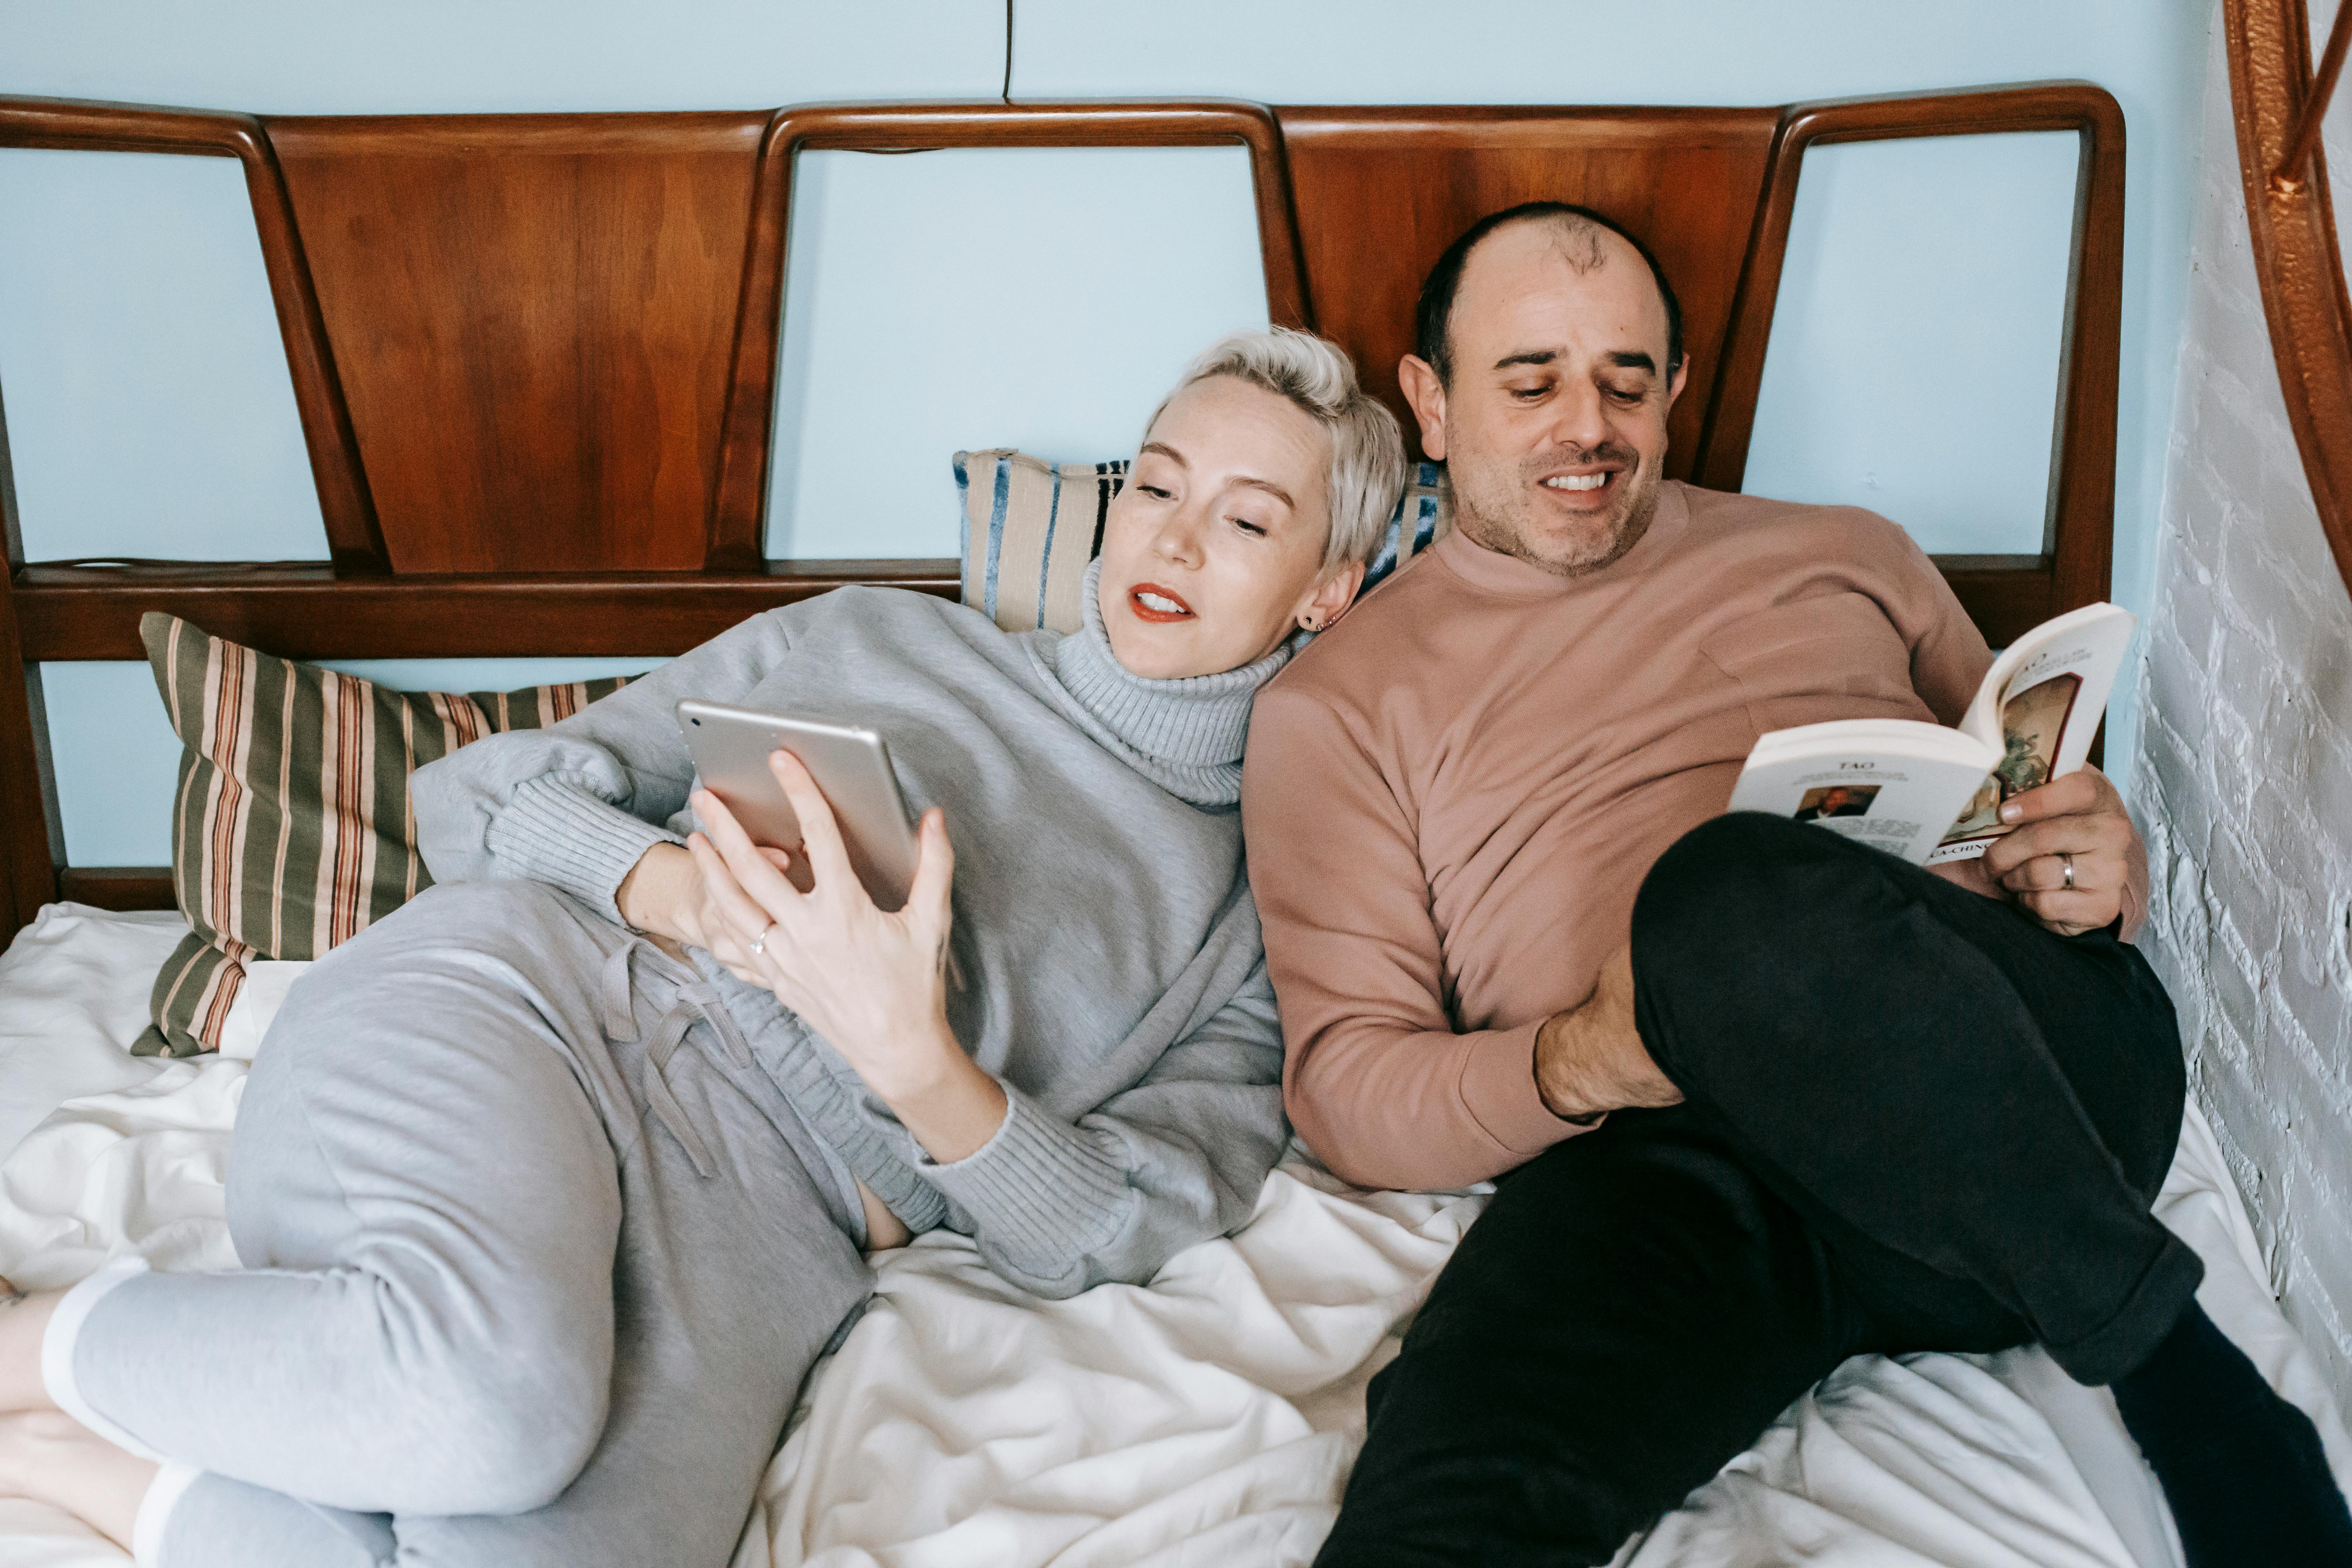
top-left (0, 90), bottom-right (2127, 924)
top-left (0, 577), bottom-right (56, 928)
top-left (1933, 556), bottom-right (2058, 648)
top-left (0, 96), bottom-right (385, 572)
top-left (0, 343), bottom-right (43, 928)
top-left (1277, 106), bottom-right (1780, 469)
top-left (1697, 82), bottom-right (2126, 620)
top-left (266, 112), bottom-right (768, 573)
top-left (10, 556), bottom-right (2037, 658)
top-left (2222, 0), bottom-right (2352, 595)
top-left (707, 100), bottom-right (1308, 565)
top-left (15, 561), bottom-right (960, 661)
top-left (57, 868), bottom-right (174, 912)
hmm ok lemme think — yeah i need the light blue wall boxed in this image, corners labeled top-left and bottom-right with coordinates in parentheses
top-left (38, 665), bottom-right (174, 869)
top-left (768, 145), bottom-right (1268, 557)
top-left (4, 2), bottom-right (999, 113)
top-left (0, 150), bottom-right (325, 562)
top-left (1744, 132), bottom-right (2081, 555)
top-left (4, 0), bottom-right (2213, 864)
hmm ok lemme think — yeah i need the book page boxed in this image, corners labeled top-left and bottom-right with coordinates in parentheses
top-left (1926, 603), bottom-right (2129, 864)
top-left (1783, 775), bottom-right (1932, 859)
top-left (1935, 670), bottom-right (2083, 847)
top-left (1725, 721), bottom-right (2001, 866)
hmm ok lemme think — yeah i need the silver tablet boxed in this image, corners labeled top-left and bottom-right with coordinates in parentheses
top-left (675, 699), bottom-right (921, 912)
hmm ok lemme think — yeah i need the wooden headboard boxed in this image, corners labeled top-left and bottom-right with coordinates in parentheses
top-left (0, 83), bottom-right (2125, 938)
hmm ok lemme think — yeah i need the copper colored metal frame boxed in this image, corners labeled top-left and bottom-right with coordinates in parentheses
top-left (2269, 0), bottom-right (2352, 192)
top-left (2225, 0), bottom-right (2352, 593)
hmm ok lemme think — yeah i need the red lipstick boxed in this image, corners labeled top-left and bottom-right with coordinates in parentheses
top-left (1127, 582), bottom-right (1195, 623)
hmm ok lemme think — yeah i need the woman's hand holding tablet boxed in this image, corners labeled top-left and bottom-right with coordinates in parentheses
top-left (687, 755), bottom-right (1009, 1165)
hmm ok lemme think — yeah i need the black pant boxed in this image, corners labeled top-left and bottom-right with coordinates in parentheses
top-left (1314, 813), bottom-right (2198, 1568)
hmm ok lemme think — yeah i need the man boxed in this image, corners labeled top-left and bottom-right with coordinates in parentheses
top-left (1792, 783), bottom-right (1873, 822)
top-left (1243, 203), bottom-right (2352, 1568)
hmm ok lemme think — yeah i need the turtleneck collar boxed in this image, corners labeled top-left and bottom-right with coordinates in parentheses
top-left (1042, 560), bottom-right (1293, 808)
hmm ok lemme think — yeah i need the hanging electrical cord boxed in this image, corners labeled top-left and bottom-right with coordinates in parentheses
top-left (1002, 0), bottom-right (1014, 102)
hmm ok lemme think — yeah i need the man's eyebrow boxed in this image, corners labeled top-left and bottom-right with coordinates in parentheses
top-left (1490, 349), bottom-right (1660, 374)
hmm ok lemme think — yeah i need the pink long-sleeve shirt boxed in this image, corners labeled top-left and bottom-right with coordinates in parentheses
top-left (1242, 481), bottom-right (2146, 1192)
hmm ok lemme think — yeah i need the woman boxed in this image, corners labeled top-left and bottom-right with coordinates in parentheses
top-left (0, 328), bottom-right (1406, 1566)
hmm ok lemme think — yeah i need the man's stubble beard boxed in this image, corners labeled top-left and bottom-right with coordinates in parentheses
top-left (1450, 450), bottom-right (1665, 579)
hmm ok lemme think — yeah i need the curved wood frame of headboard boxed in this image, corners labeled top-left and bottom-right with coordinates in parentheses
top-left (1701, 83), bottom-right (2125, 630)
top-left (0, 83), bottom-right (2125, 933)
top-left (706, 100), bottom-right (1312, 568)
top-left (2221, 0), bottom-right (2352, 596)
top-left (0, 97), bottom-right (382, 570)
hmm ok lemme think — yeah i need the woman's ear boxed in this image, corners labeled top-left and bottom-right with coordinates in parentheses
top-left (1297, 561), bottom-right (1367, 633)
top-left (1397, 355), bottom-right (1448, 461)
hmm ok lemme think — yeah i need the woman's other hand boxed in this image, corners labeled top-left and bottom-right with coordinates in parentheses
top-left (615, 840), bottom-right (741, 963)
top-left (688, 753), bottom-right (1007, 1161)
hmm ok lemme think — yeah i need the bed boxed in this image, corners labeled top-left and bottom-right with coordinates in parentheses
top-left (0, 904), bottom-right (2345, 1568)
top-left (0, 81), bottom-right (2321, 1567)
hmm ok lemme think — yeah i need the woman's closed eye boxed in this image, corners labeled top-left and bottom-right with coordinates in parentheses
top-left (1230, 517), bottom-right (1268, 538)
top-left (1135, 483), bottom-right (1176, 501)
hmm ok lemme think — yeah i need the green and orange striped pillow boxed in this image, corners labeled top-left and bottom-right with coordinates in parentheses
top-left (135, 613), bottom-right (630, 1057)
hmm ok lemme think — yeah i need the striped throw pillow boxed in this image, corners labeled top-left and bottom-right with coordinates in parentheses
top-left (1368, 461), bottom-right (1451, 588)
top-left (955, 450), bottom-right (1129, 635)
top-left (955, 452), bottom-right (1450, 635)
top-left (135, 613), bottom-right (631, 1057)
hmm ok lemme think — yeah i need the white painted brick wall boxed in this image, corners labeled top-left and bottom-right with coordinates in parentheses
top-left (2134, 23), bottom-right (2352, 1396)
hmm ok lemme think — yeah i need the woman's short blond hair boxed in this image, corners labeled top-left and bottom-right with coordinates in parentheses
top-left (1145, 328), bottom-right (1407, 573)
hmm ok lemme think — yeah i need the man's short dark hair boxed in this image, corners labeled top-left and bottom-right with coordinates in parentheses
top-left (1414, 202), bottom-right (1685, 386)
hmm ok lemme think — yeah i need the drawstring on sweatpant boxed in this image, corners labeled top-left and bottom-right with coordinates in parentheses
top-left (600, 942), bottom-right (757, 1180)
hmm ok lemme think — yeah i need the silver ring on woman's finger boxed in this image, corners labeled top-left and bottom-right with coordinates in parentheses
top-left (750, 922), bottom-right (778, 956)
top-left (2060, 852), bottom-right (2076, 890)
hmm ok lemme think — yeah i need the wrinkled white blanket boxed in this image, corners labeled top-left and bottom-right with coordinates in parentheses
top-left (1, 904), bottom-right (2345, 1568)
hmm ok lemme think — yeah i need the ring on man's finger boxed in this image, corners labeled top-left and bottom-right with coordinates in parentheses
top-left (750, 922), bottom-right (778, 956)
top-left (2060, 851), bottom-right (2076, 890)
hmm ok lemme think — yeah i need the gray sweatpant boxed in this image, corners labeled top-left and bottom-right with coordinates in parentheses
top-left (62, 881), bottom-right (872, 1567)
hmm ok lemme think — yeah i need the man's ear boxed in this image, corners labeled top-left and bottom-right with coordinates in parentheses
top-left (1396, 355), bottom-right (1448, 461)
top-left (1665, 357), bottom-right (1688, 412)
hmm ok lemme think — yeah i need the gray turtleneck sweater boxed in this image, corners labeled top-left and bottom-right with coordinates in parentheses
top-left (409, 568), bottom-right (1290, 1298)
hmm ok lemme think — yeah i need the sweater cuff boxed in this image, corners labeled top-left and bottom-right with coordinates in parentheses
top-left (132, 1461), bottom-right (203, 1567)
top-left (485, 777), bottom-right (682, 923)
top-left (1459, 1020), bottom-right (1594, 1161)
top-left (917, 1083), bottom-right (1131, 1268)
top-left (43, 1256), bottom-right (164, 1461)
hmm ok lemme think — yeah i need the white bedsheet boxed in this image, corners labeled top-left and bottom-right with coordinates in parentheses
top-left (0, 904), bottom-right (2344, 1568)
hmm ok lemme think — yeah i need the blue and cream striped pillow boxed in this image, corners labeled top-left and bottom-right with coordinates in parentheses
top-left (955, 451), bottom-right (1449, 636)
top-left (1369, 461), bottom-right (1450, 590)
top-left (955, 450), bottom-right (1128, 637)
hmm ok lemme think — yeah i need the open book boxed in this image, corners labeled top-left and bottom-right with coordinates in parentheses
top-left (1724, 601), bottom-right (2136, 865)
